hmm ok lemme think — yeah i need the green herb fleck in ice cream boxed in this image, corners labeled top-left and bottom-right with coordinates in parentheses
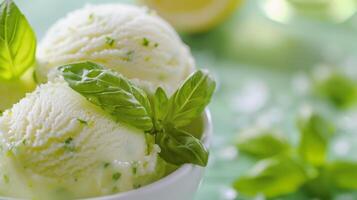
top-left (105, 36), bottom-right (115, 47)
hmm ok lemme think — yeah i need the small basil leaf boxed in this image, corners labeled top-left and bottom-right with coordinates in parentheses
top-left (297, 112), bottom-right (335, 167)
top-left (302, 167), bottom-right (333, 200)
top-left (327, 161), bottom-right (357, 190)
top-left (235, 128), bottom-right (291, 158)
top-left (0, 0), bottom-right (36, 80)
top-left (165, 70), bottom-right (215, 127)
top-left (156, 124), bottom-right (208, 166)
top-left (315, 73), bottom-right (357, 108)
top-left (233, 157), bottom-right (310, 198)
top-left (60, 62), bottom-right (153, 131)
top-left (153, 87), bottom-right (168, 122)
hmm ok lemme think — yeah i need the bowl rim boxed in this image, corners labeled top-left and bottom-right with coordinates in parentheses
top-left (89, 109), bottom-right (212, 200)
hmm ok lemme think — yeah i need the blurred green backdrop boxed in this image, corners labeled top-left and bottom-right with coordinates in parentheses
top-left (16, 0), bottom-right (357, 199)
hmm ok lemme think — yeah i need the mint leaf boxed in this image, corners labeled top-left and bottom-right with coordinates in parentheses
top-left (0, 0), bottom-right (36, 80)
top-left (315, 73), bottom-right (357, 108)
top-left (327, 161), bottom-right (357, 190)
top-left (233, 157), bottom-right (310, 198)
top-left (164, 70), bottom-right (215, 127)
top-left (60, 62), bottom-right (153, 131)
top-left (156, 124), bottom-right (209, 167)
top-left (236, 129), bottom-right (291, 158)
top-left (297, 112), bottom-right (335, 167)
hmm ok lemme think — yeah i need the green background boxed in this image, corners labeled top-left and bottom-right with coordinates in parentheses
top-left (16, 0), bottom-right (357, 199)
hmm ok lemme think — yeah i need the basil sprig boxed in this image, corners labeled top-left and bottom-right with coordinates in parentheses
top-left (234, 112), bottom-right (357, 199)
top-left (0, 0), bottom-right (36, 80)
top-left (60, 62), bottom-right (215, 167)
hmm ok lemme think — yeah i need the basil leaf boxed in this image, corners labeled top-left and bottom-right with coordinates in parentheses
top-left (327, 161), bottom-right (357, 190)
top-left (152, 87), bottom-right (169, 123)
top-left (164, 70), bottom-right (215, 127)
top-left (155, 124), bottom-right (209, 166)
top-left (0, 0), bottom-right (36, 80)
top-left (302, 168), bottom-right (333, 200)
top-left (236, 129), bottom-right (291, 158)
top-left (297, 112), bottom-right (335, 167)
top-left (315, 73), bottom-right (357, 108)
top-left (233, 157), bottom-right (310, 198)
top-left (60, 62), bottom-right (153, 131)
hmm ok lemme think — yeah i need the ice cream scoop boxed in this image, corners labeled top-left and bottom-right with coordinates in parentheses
top-left (36, 4), bottom-right (195, 94)
top-left (0, 82), bottom-right (165, 199)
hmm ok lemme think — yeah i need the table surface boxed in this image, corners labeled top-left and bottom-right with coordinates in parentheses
top-left (16, 0), bottom-right (357, 199)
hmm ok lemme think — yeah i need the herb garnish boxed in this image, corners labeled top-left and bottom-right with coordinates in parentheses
top-left (64, 137), bottom-right (75, 152)
top-left (123, 50), bottom-right (134, 62)
top-left (105, 36), bottom-right (115, 47)
top-left (60, 62), bottom-right (215, 166)
top-left (64, 137), bottom-right (73, 145)
top-left (142, 37), bottom-right (150, 47)
top-left (0, 0), bottom-right (36, 80)
top-left (104, 162), bottom-right (110, 168)
top-left (112, 172), bottom-right (121, 181)
top-left (77, 118), bottom-right (88, 125)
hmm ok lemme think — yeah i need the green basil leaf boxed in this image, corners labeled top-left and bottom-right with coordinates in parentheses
top-left (60, 61), bottom-right (153, 131)
top-left (302, 167), bottom-right (334, 200)
top-left (152, 87), bottom-right (168, 123)
top-left (0, 0), bottom-right (36, 80)
top-left (297, 112), bottom-right (335, 167)
top-left (315, 73), bottom-right (357, 108)
top-left (233, 157), bottom-right (310, 198)
top-left (164, 70), bottom-right (215, 128)
top-left (235, 128), bottom-right (291, 158)
top-left (327, 161), bottom-right (357, 190)
top-left (155, 124), bottom-right (209, 166)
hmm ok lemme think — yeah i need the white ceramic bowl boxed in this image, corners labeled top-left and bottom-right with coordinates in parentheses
top-left (1, 110), bottom-right (212, 200)
top-left (90, 110), bottom-right (212, 200)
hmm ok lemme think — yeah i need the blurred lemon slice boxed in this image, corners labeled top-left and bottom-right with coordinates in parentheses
top-left (140, 0), bottom-right (243, 33)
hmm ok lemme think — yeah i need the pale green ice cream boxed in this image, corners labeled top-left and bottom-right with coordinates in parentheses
top-left (36, 4), bottom-right (195, 94)
top-left (0, 82), bottom-right (165, 199)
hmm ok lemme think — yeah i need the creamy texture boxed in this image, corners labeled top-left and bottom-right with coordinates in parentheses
top-left (0, 82), bottom-right (165, 199)
top-left (37, 4), bottom-right (195, 94)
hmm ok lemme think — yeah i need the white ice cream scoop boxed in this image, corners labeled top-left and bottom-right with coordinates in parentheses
top-left (0, 82), bottom-right (165, 199)
top-left (36, 4), bottom-right (195, 95)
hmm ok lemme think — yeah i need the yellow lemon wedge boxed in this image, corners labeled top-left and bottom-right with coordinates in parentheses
top-left (140, 0), bottom-right (243, 33)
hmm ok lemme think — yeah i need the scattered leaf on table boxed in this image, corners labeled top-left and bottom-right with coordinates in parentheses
top-left (233, 156), bottom-right (312, 198)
